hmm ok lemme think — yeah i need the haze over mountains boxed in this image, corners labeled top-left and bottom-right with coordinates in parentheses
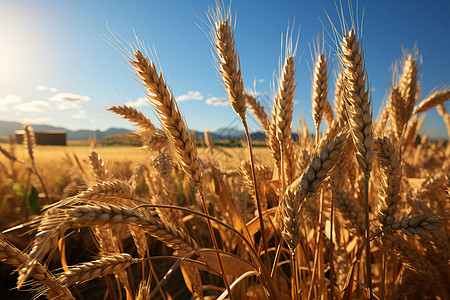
top-left (0, 120), bottom-right (273, 141)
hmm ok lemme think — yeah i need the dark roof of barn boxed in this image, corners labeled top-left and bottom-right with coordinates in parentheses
top-left (15, 130), bottom-right (67, 134)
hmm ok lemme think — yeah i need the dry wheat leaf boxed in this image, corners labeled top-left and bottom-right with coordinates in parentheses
top-left (200, 251), bottom-right (256, 277)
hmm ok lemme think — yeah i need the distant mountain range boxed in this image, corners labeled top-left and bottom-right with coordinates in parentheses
top-left (0, 121), bottom-right (283, 141)
top-left (0, 120), bottom-right (131, 141)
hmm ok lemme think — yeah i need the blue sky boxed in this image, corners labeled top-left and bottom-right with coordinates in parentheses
top-left (0, 0), bottom-right (449, 139)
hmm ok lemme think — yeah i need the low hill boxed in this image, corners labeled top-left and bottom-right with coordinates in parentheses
top-left (0, 120), bottom-right (131, 141)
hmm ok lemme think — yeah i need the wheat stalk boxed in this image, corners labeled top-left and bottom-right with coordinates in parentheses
top-left (340, 27), bottom-right (374, 298)
top-left (210, 4), bottom-right (271, 275)
top-left (92, 227), bottom-right (132, 292)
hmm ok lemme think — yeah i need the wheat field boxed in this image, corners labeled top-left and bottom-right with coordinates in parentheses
top-left (1, 2), bottom-right (449, 300)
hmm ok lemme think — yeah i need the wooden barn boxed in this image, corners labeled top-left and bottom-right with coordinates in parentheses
top-left (15, 130), bottom-right (67, 146)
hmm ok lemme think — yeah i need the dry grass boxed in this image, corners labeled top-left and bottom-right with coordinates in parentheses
top-left (0, 2), bottom-right (449, 300)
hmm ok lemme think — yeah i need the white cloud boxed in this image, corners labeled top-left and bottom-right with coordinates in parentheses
top-left (71, 109), bottom-right (87, 119)
top-left (126, 97), bottom-right (149, 107)
top-left (177, 91), bottom-right (204, 102)
top-left (250, 91), bottom-right (268, 98)
top-left (0, 95), bottom-right (22, 110)
top-left (36, 85), bottom-right (57, 92)
top-left (49, 92), bottom-right (90, 110)
top-left (71, 113), bottom-right (86, 119)
top-left (36, 85), bottom-right (48, 91)
top-left (206, 97), bottom-right (229, 106)
top-left (15, 100), bottom-right (51, 112)
top-left (257, 78), bottom-right (265, 83)
top-left (371, 87), bottom-right (376, 93)
top-left (22, 117), bottom-right (52, 124)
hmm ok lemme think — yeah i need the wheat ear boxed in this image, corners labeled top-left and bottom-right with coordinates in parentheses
top-left (23, 123), bottom-right (35, 162)
top-left (399, 54), bottom-right (420, 125)
top-left (93, 228), bottom-right (132, 293)
top-left (23, 123), bottom-right (50, 204)
top-left (0, 144), bottom-right (21, 163)
top-left (312, 53), bottom-right (329, 131)
top-left (89, 150), bottom-right (109, 181)
top-left (130, 47), bottom-right (234, 292)
top-left (131, 50), bottom-right (203, 189)
top-left (281, 131), bottom-right (349, 250)
top-left (323, 98), bottom-right (335, 127)
top-left (334, 189), bottom-right (365, 237)
top-left (340, 28), bottom-right (374, 176)
top-left (267, 120), bottom-right (282, 173)
top-left (57, 253), bottom-right (137, 286)
top-left (330, 135), bottom-right (355, 193)
top-left (388, 214), bottom-right (442, 236)
top-left (76, 179), bottom-right (133, 200)
top-left (333, 71), bottom-right (347, 126)
top-left (275, 56), bottom-right (297, 146)
top-left (152, 152), bottom-right (173, 178)
top-left (108, 104), bottom-right (156, 131)
top-left (413, 89), bottom-right (450, 115)
top-left (382, 233), bottom-right (441, 295)
top-left (389, 87), bottom-right (405, 141)
top-left (0, 237), bottom-right (74, 299)
top-left (245, 93), bottom-right (270, 133)
top-left (240, 160), bottom-right (271, 209)
top-left (140, 129), bottom-right (169, 152)
top-left (436, 104), bottom-right (450, 139)
top-left (375, 137), bottom-right (402, 228)
top-left (66, 204), bottom-right (198, 252)
top-left (214, 19), bottom-right (247, 120)
top-left (17, 203), bottom-right (198, 288)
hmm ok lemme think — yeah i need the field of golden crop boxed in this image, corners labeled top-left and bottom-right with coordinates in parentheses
top-left (1, 2), bottom-right (449, 300)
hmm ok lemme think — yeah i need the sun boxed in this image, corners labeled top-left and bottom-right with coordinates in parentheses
top-left (0, 30), bottom-right (23, 91)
